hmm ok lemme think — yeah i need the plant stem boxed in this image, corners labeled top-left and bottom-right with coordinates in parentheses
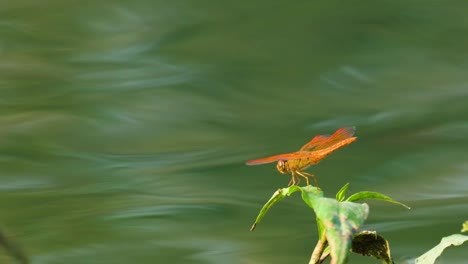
top-left (309, 236), bottom-right (327, 264)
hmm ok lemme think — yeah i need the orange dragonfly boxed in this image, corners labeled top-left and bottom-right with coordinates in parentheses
top-left (246, 127), bottom-right (357, 186)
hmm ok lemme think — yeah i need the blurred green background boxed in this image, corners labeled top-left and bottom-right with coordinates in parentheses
top-left (0, 1), bottom-right (467, 263)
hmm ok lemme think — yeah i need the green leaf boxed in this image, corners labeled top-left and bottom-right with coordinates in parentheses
top-left (251, 185), bottom-right (369, 264)
top-left (299, 186), bottom-right (324, 209)
top-left (250, 185), bottom-right (304, 231)
top-left (298, 186), bottom-right (325, 238)
top-left (316, 217), bottom-right (326, 240)
top-left (311, 197), bottom-right (369, 264)
top-left (346, 191), bottom-right (410, 209)
top-left (351, 231), bottom-right (393, 264)
top-left (462, 220), bottom-right (468, 233)
top-left (414, 234), bottom-right (468, 264)
top-left (335, 183), bottom-right (350, 201)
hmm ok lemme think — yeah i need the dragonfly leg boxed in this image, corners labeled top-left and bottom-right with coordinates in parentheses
top-left (295, 171), bottom-right (309, 186)
top-left (288, 172), bottom-right (300, 186)
top-left (288, 176), bottom-right (294, 186)
top-left (297, 171), bottom-right (318, 187)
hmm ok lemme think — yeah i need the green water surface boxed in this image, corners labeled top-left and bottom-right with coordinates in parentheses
top-left (0, 1), bottom-right (467, 263)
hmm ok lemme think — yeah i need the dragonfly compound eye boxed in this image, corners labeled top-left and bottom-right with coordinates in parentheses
top-left (276, 160), bottom-right (288, 174)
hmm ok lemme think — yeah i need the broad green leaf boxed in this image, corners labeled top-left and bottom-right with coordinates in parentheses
top-left (312, 197), bottom-right (369, 264)
top-left (346, 191), bottom-right (410, 209)
top-left (299, 186), bottom-right (323, 209)
top-left (335, 183), bottom-right (350, 201)
top-left (316, 217), bottom-right (326, 240)
top-left (250, 186), bottom-right (303, 231)
top-left (351, 231), bottom-right (393, 264)
top-left (462, 220), bottom-right (468, 233)
top-left (414, 234), bottom-right (468, 264)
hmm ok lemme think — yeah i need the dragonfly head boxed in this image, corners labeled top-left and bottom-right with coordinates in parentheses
top-left (276, 160), bottom-right (289, 174)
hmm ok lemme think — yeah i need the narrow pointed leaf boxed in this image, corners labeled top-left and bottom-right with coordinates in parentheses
top-left (250, 186), bottom-right (301, 231)
top-left (346, 191), bottom-right (410, 209)
top-left (336, 183), bottom-right (350, 201)
top-left (414, 234), bottom-right (468, 264)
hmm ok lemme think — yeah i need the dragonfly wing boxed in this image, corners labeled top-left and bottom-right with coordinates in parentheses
top-left (300, 127), bottom-right (356, 151)
top-left (299, 134), bottom-right (329, 151)
top-left (246, 152), bottom-right (308, 165)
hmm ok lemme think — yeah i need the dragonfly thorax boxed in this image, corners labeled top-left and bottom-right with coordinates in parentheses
top-left (276, 160), bottom-right (289, 174)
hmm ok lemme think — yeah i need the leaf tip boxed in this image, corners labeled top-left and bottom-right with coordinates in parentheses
top-left (461, 220), bottom-right (468, 233)
top-left (250, 223), bottom-right (257, 231)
